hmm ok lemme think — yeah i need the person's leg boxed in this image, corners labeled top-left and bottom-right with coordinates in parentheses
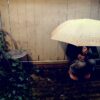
top-left (76, 61), bottom-right (86, 68)
top-left (84, 59), bottom-right (96, 79)
top-left (87, 59), bottom-right (96, 72)
top-left (68, 61), bottom-right (78, 80)
top-left (68, 70), bottom-right (78, 80)
top-left (69, 60), bottom-right (86, 80)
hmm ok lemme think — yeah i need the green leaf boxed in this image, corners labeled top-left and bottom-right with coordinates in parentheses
top-left (0, 71), bottom-right (5, 76)
top-left (19, 76), bottom-right (24, 81)
top-left (17, 96), bottom-right (22, 100)
top-left (12, 90), bottom-right (16, 95)
top-left (8, 94), bottom-right (11, 98)
top-left (12, 63), bottom-right (17, 67)
top-left (0, 98), bottom-right (5, 100)
top-left (17, 84), bottom-right (23, 87)
top-left (12, 69), bottom-right (16, 72)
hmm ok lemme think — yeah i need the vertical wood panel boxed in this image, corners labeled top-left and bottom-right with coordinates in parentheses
top-left (55, 0), bottom-right (68, 60)
top-left (99, 0), bottom-right (100, 19)
top-left (34, 0), bottom-right (46, 60)
top-left (90, 0), bottom-right (100, 19)
top-left (0, 0), bottom-right (11, 32)
top-left (17, 0), bottom-right (28, 49)
top-left (34, 0), bottom-right (68, 60)
top-left (0, 1), bottom-right (2, 28)
top-left (35, 0), bottom-right (68, 60)
top-left (26, 0), bottom-right (38, 60)
top-left (42, 0), bottom-right (59, 60)
top-left (90, 0), bottom-right (100, 56)
top-left (0, 0), bottom-right (14, 49)
top-left (8, 0), bottom-right (20, 49)
top-left (67, 0), bottom-right (77, 20)
top-left (75, 0), bottom-right (91, 18)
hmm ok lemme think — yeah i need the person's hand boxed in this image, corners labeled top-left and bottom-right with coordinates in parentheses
top-left (78, 54), bottom-right (85, 61)
top-left (82, 46), bottom-right (89, 54)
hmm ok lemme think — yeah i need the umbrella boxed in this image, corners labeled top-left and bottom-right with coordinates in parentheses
top-left (51, 19), bottom-right (100, 46)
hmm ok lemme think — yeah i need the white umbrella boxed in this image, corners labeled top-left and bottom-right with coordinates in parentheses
top-left (51, 19), bottom-right (100, 46)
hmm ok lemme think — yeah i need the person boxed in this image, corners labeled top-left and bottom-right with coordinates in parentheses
top-left (66, 44), bottom-right (98, 80)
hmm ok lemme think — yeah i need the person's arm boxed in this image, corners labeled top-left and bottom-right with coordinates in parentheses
top-left (78, 54), bottom-right (85, 61)
top-left (89, 47), bottom-right (99, 58)
top-left (66, 44), bottom-right (80, 61)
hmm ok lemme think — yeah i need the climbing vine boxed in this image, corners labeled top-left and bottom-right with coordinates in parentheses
top-left (0, 30), bottom-right (33, 100)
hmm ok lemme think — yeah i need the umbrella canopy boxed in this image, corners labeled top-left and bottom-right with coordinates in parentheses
top-left (51, 19), bottom-right (100, 46)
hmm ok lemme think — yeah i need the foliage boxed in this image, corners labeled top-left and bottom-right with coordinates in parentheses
top-left (0, 30), bottom-right (33, 100)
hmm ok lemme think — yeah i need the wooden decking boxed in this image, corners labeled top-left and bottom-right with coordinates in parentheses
top-left (30, 64), bottom-right (100, 100)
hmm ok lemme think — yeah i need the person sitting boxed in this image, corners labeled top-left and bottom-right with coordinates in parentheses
top-left (66, 44), bottom-right (98, 80)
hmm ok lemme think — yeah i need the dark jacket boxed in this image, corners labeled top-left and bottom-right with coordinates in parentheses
top-left (66, 44), bottom-right (99, 62)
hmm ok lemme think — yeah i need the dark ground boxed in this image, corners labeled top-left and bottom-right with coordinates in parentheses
top-left (25, 62), bottom-right (100, 100)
